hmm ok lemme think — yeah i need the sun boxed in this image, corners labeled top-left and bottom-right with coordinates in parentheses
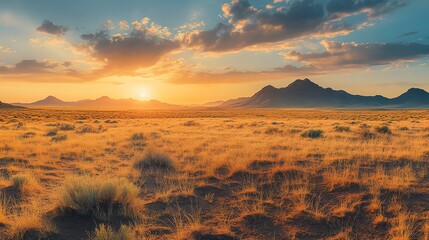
top-left (136, 89), bottom-right (151, 100)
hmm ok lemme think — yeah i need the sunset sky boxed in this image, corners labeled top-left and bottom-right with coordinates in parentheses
top-left (1, 0), bottom-right (429, 104)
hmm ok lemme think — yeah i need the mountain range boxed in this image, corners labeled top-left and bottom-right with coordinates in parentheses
top-left (219, 79), bottom-right (429, 108)
top-left (12, 96), bottom-right (183, 110)
top-left (2, 78), bottom-right (429, 109)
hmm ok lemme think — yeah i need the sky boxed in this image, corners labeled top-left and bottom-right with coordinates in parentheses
top-left (0, 0), bottom-right (429, 104)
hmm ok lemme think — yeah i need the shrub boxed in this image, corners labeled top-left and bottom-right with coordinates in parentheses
top-left (57, 123), bottom-right (75, 131)
top-left (334, 126), bottom-right (351, 132)
top-left (89, 224), bottom-right (135, 240)
top-left (59, 176), bottom-right (140, 220)
top-left (130, 133), bottom-right (146, 147)
top-left (360, 129), bottom-right (376, 140)
top-left (11, 173), bottom-right (41, 193)
top-left (44, 130), bottom-right (57, 137)
top-left (131, 133), bottom-right (145, 141)
top-left (20, 132), bottom-right (36, 139)
top-left (399, 127), bottom-right (409, 131)
top-left (133, 149), bottom-right (174, 171)
top-left (376, 126), bottom-right (391, 134)
top-left (301, 130), bottom-right (323, 139)
top-left (264, 127), bottom-right (283, 135)
top-left (105, 120), bottom-right (119, 124)
top-left (77, 125), bottom-right (105, 134)
top-left (51, 135), bottom-right (67, 142)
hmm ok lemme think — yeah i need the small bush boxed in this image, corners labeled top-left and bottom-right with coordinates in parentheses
top-left (20, 132), bottom-right (36, 139)
top-left (265, 127), bottom-right (283, 135)
top-left (89, 224), bottom-right (135, 240)
top-left (301, 130), bottom-right (323, 139)
top-left (59, 176), bottom-right (139, 220)
top-left (334, 126), bottom-right (351, 132)
top-left (133, 149), bottom-right (174, 171)
top-left (77, 125), bottom-right (105, 134)
top-left (51, 135), bottom-right (67, 142)
top-left (131, 133), bottom-right (145, 141)
top-left (11, 173), bottom-right (41, 193)
top-left (360, 129), bottom-right (376, 140)
top-left (57, 123), bottom-right (75, 131)
top-left (399, 127), bottom-right (409, 131)
top-left (105, 120), bottom-right (119, 124)
top-left (376, 126), bottom-right (391, 134)
top-left (130, 133), bottom-right (146, 147)
top-left (44, 130), bottom-right (57, 137)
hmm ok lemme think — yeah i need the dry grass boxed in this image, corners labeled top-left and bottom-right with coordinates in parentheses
top-left (88, 224), bottom-right (135, 240)
top-left (0, 109), bottom-right (428, 239)
top-left (58, 176), bottom-right (140, 220)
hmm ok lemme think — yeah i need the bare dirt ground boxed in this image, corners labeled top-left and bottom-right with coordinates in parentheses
top-left (0, 108), bottom-right (428, 239)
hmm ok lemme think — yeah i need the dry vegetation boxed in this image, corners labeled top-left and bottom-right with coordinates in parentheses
top-left (0, 108), bottom-right (429, 239)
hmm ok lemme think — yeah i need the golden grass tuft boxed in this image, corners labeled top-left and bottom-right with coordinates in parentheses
top-left (10, 173), bottom-right (42, 194)
top-left (58, 176), bottom-right (140, 220)
top-left (133, 149), bottom-right (175, 172)
top-left (88, 224), bottom-right (135, 240)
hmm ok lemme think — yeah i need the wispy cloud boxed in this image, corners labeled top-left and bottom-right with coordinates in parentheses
top-left (287, 41), bottom-right (429, 68)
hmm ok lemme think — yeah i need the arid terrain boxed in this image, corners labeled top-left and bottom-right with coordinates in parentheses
top-left (0, 108), bottom-right (428, 240)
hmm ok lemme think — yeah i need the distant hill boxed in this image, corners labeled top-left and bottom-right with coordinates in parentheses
top-left (30, 96), bottom-right (69, 106)
top-left (0, 101), bottom-right (23, 109)
top-left (220, 78), bottom-right (429, 108)
top-left (14, 96), bottom-right (184, 110)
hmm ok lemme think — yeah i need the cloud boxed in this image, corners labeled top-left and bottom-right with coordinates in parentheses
top-left (119, 20), bottom-right (130, 30)
top-left (0, 60), bottom-right (58, 73)
top-left (181, 0), bottom-right (406, 53)
top-left (0, 59), bottom-right (88, 82)
top-left (397, 31), bottom-right (418, 38)
top-left (326, 0), bottom-right (406, 18)
top-left (287, 41), bottom-right (429, 68)
top-left (36, 20), bottom-right (68, 36)
top-left (180, 21), bottom-right (205, 30)
top-left (79, 28), bottom-right (180, 76)
top-left (0, 46), bottom-right (14, 53)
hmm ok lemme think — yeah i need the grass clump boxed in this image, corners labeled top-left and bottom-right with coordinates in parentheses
top-left (51, 134), bottom-right (67, 142)
top-left (301, 129), bottom-right (323, 139)
top-left (334, 126), bottom-right (351, 132)
top-left (133, 149), bottom-right (175, 171)
top-left (264, 127), bottom-right (283, 135)
top-left (130, 133), bottom-right (146, 146)
top-left (376, 125), bottom-right (392, 134)
top-left (88, 224), bottom-right (135, 240)
top-left (58, 176), bottom-right (140, 220)
top-left (360, 129), bottom-right (376, 140)
top-left (77, 124), bottom-right (105, 134)
top-left (11, 173), bottom-right (41, 194)
top-left (57, 123), bottom-right (75, 131)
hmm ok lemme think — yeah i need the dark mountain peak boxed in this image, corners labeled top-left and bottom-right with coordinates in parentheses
top-left (404, 88), bottom-right (428, 95)
top-left (392, 88), bottom-right (429, 105)
top-left (286, 78), bottom-right (321, 90)
top-left (261, 85), bottom-right (276, 90)
top-left (254, 85), bottom-right (278, 96)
